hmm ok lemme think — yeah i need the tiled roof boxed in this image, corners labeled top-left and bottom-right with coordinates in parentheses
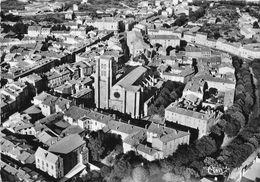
top-left (183, 79), bottom-right (205, 93)
top-left (147, 123), bottom-right (175, 136)
top-left (54, 120), bottom-right (70, 129)
top-left (116, 66), bottom-right (147, 89)
top-left (24, 105), bottom-right (42, 114)
top-left (142, 114), bottom-right (165, 125)
top-left (28, 26), bottom-right (42, 32)
top-left (64, 106), bottom-right (90, 121)
top-left (107, 120), bottom-right (143, 134)
top-left (4, 164), bottom-right (18, 175)
top-left (166, 104), bottom-right (215, 121)
top-left (85, 111), bottom-right (112, 124)
top-left (71, 88), bottom-right (92, 98)
top-left (48, 134), bottom-right (85, 154)
top-left (35, 147), bottom-right (59, 163)
top-left (34, 92), bottom-right (52, 102)
top-left (123, 130), bottom-right (146, 145)
top-left (0, 160), bottom-right (7, 168)
top-left (37, 130), bottom-right (58, 144)
top-left (55, 97), bottom-right (71, 110)
top-left (193, 74), bottom-right (235, 84)
top-left (17, 151), bottom-right (31, 162)
top-left (159, 130), bottom-right (189, 143)
top-left (149, 34), bottom-right (180, 40)
top-left (14, 123), bottom-right (34, 132)
top-left (136, 143), bottom-right (159, 156)
top-left (37, 112), bottom-right (64, 124)
top-left (60, 125), bottom-right (84, 136)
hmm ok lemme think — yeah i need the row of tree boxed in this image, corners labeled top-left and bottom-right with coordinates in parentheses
top-left (1, 22), bottom-right (29, 35)
top-left (147, 80), bottom-right (185, 117)
top-left (87, 131), bottom-right (123, 162)
top-left (189, 7), bottom-right (206, 22)
top-left (79, 58), bottom-right (259, 181)
top-left (250, 59), bottom-right (260, 114)
top-left (138, 135), bottom-right (220, 180)
top-left (207, 57), bottom-right (258, 170)
top-left (143, 57), bottom-right (259, 179)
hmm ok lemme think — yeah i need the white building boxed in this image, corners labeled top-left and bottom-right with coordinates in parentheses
top-left (149, 34), bottom-right (180, 48)
top-left (85, 18), bottom-right (119, 31)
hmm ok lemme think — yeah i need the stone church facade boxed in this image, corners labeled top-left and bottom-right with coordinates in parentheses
top-left (95, 56), bottom-right (156, 118)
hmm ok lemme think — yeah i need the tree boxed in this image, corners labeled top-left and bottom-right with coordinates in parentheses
top-left (132, 166), bottom-right (148, 182)
top-left (113, 160), bottom-right (132, 179)
top-left (147, 104), bottom-right (158, 115)
top-left (231, 111), bottom-right (246, 128)
top-left (162, 173), bottom-right (184, 182)
top-left (160, 159), bottom-right (174, 173)
top-left (88, 137), bottom-right (105, 161)
top-left (190, 160), bottom-right (204, 173)
top-left (245, 92), bottom-right (254, 108)
top-left (170, 91), bottom-right (179, 101)
top-left (235, 84), bottom-right (245, 94)
top-left (223, 118), bottom-right (241, 138)
top-left (253, 21), bottom-right (260, 28)
top-left (213, 31), bottom-right (221, 39)
top-left (79, 170), bottom-right (102, 182)
top-left (158, 105), bottom-right (165, 117)
top-left (115, 144), bottom-right (123, 154)
top-left (210, 124), bottom-right (222, 136)
top-left (100, 166), bottom-right (112, 178)
top-left (195, 136), bottom-right (217, 157)
top-left (183, 168), bottom-right (199, 179)
top-left (146, 162), bottom-right (160, 176)
top-left (121, 177), bottom-right (133, 182)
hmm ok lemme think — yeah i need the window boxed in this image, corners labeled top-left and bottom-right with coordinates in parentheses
top-left (37, 159), bottom-right (40, 163)
top-left (42, 161), bottom-right (44, 165)
top-left (46, 163), bottom-right (48, 167)
top-left (51, 165), bottom-right (54, 170)
top-left (114, 92), bottom-right (120, 98)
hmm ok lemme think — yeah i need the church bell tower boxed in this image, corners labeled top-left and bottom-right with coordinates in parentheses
top-left (95, 56), bottom-right (116, 109)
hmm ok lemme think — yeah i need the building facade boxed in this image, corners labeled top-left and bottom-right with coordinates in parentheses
top-left (95, 56), bottom-right (156, 118)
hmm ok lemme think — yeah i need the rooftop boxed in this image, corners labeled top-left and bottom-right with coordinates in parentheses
top-left (166, 104), bottom-right (215, 121)
top-left (72, 88), bottom-right (92, 98)
top-left (64, 106), bottom-right (90, 121)
top-left (35, 147), bottom-right (59, 164)
top-left (85, 111), bottom-right (112, 125)
top-left (48, 134), bottom-right (85, 154)
top-left (183, 79), bottom-right (205, 93)
top-left (107, 120), bottom-right (144, 134)
top-left (116, 66), bottom-right (148, 90)
top-left (149, 34), bottom-right (180, 40)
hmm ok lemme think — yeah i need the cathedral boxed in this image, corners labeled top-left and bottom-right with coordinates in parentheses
top-left (95, 55), bottom-right (157, 118)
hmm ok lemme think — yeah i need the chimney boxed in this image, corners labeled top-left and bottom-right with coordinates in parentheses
top-left (145, 124), bottom-right (148, 129)
top-left (128, 120), bottom-right (130, 124)
top-left (214, 177), bottom-right (218, 181)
